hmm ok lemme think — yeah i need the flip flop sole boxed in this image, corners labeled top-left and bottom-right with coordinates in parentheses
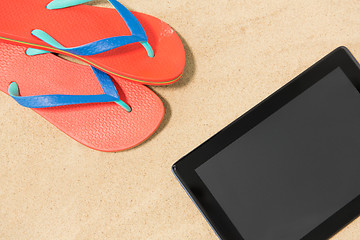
top-left (0, 1), bottom-right (185, 85)
top-left (0, 42), bottom-right (165, 151)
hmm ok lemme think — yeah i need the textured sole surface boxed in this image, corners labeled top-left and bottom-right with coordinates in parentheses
top-left (0, 42), bottom-right (165, 151)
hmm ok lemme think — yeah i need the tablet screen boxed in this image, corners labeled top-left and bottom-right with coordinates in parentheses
top-left (196, 67), bottom-right (360, 240)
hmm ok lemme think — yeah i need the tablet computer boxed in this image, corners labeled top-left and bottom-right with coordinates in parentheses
top-left (172, 47), bottom-right (360, 240)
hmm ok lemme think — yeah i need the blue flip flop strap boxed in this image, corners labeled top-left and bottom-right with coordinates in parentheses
top-left (31, 30), bottom-right (146, 56)
top-left (8, 66), bottom-right (131, 112)
top-left (33, 0), bottom-right (152, 57)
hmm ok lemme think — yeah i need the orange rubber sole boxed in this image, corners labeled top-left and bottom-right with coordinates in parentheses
top-left (0, 42), bottom-right (165, 151)
top-left (0, 1), bottom-right (186, 85)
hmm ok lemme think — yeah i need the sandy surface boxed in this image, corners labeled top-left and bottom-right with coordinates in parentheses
top-left (1, 0), bottom-right (360, 239)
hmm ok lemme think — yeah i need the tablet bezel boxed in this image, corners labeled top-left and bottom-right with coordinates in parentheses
top-left (172, 46), bottom-right (360, 240)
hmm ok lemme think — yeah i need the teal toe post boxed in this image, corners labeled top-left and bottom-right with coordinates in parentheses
top-left (115, 100), bottom-right (132, 112)
top-left (140, 41), bottom-right (154, 58)
top-left (8, 82), bottom-right (20, 97)
top-left (26, 48), bottom-right (51, 56)
top-left (47, 0), bottom-right (92, 10)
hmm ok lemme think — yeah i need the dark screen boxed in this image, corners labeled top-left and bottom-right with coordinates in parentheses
top-left (196, 67), bottom-right (360, 240)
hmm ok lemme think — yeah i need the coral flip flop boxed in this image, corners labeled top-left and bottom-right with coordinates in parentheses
top-left (0, 0), bottom-right (185, 85)
top-left (0, 42), bottom-right (164, 152)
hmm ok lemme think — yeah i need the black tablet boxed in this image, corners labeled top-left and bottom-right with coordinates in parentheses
top-left (172, 47), bottom-right (360, 240)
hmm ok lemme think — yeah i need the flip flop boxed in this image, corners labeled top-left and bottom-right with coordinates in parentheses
top-left (0, 0), bottom-right (185, 85)
top-left (0, 42), bottom-right (165, 152)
